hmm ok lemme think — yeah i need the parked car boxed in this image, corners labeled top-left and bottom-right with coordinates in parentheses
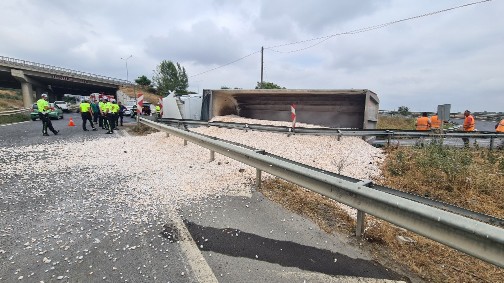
top-left (30, 103), bottom-right (64, 121)
top-left (54, 101), bottom-right (70, 112)
top-left (123, 104), bottom-right (135, 116)
top-left (142, 103), bottom-right (152, 116)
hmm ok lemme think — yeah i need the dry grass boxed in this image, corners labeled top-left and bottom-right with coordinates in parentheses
top-left (0, 88), bottom-right (23, 110)
top-left (124, 123), bottom-right (159, 136)
top-left (120, 86), bottom-right (159, 104)
top-left (382, 144), bottom-right (504, 218)
top-left (258, 147), bottom-right (504, 283)
top-left (377, 115), bottom-right (416, 130)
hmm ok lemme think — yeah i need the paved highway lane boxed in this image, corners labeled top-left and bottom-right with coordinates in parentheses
top-left (0, 115), bottom-right (411, 282)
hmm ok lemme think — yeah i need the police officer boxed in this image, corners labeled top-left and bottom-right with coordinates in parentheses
top-left (100, 98), bottom-right (109, 130)
top-left (104, 98), bottom-right (114, 134)
top-left (79, 98), bottom-right (97, 131)
top-left (36, 93), bottom-right (59, 136)
top-left (110, 99), bottom-right (120, 130)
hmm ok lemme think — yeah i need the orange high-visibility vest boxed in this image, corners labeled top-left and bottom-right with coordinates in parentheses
top-left (496, 119), bottom-right (504, 133)
top-left (416, 116), bottom-right (431, 131)
top-left (430, 115), bottom-right (441, 129)
top-left (463, 115), bottom-right (475, 132)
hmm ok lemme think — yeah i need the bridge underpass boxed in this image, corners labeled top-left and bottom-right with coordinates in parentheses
top-left (0, 56), bottom-right (128, 107)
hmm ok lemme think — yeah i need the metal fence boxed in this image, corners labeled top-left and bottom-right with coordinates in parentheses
top-left (140, 117), bottom-right (504, 268)
top-left (0, 108), bottom-right (30, 116)
top-left (0, 55), bottom-right (130, 85)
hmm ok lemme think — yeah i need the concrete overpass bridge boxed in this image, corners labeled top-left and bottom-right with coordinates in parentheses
top-left (0, 55), bottom-right (130, 107)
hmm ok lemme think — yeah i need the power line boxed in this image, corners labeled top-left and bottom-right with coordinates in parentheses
top-left (266, 0), bottom-right (492, 53)
top-left (190, 0), bottom-right (491, 77)
top-left (189, 51), bottom-right (261, 78)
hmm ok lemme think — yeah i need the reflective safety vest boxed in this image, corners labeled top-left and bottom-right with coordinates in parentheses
top-left (37, 99), bottom-right (49, 113)
top-left (155, 105), bottom-right (161, 113)
top-left (416, 116), bottom-right (431, 131)
top-left (99, 101), bottom-right (106, 113)
top-left (111, 103), bottom-right (119, 113)
top-left (463, 115), bottom-right (475, 132)
top-left (496, 119), bottom-right (504, 133)
top-left (80, 102), bottom-right (91, 113)
top-left (430, 115), bottom-right (441, 129)
top-left (105, 102), bottom-right (113, 114)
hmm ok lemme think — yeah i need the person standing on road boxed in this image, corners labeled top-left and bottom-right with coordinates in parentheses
top-left (98, 98), bottom-right (106, 129)
top-left (79, 98), bottom-right (97, 131)
top-left (36, 93), bottom-right (59, 136)
top-left (91, 99), bottom-right (100, 124)
top-left (100, 98), bottom-right (109, 130)
top-left (495, 118), bottom-right (504, 133)
top-left (416, 112), bottom-right (431, 131)
top-left (104, 99), bottom-right (114, 134)
top-left (118, 101), bottom-right (127, 126)
top-left (430, 113), bottom-right (441, 130)
top-left (495, 118), bottom-right (504, 149)
top-left (155, 103), bottom-right (161, 119)
top-left (111, 99), bottom-right (119, 130)
top-left (462, 110), bottom-right (475, 148)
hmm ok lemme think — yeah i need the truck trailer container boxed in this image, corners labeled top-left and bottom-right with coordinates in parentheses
top-left (200, 89), bottom-right (379, 129)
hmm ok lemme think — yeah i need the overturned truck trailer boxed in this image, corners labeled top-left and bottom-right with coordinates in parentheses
top-left (201, 89), bottom-right (379, 129)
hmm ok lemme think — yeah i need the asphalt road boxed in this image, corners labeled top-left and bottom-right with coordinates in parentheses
top-left (0, 113), bottom-right (411, 282)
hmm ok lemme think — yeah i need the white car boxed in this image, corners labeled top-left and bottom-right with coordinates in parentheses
top-left (54, 101), bottom-right (70, 112)
top-left (123, 104), bottom-right (135, 116)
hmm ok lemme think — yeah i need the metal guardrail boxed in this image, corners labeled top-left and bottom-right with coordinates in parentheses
top-left (159, 118), bottom-right (504, 148)
top-left (0, 55), bottom-right (130, 85)
top-left (0, 108), bottom-right (30, 116)
top-left (140, 117), bottom-right (504, 267)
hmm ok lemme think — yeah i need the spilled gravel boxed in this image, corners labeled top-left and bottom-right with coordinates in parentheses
top-left (0, 116), bottom-right (384, 281)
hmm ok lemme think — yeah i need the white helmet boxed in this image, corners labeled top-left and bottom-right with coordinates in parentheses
top-left (41, 93), bottom-right (48, 98)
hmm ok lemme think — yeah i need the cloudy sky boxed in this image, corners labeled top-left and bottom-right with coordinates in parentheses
top-left (0, 0), bottom-right (502, 112)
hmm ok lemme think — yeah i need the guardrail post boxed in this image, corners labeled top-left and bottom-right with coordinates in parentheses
top-left (256, 169), bottom-right (262, 189)
top-left (356, 210), bottom-right (365, 237)
top-left (183, 139), bottom-right (188, 146)
top-left (490, 136), bottom-right (494, 151)
top-left (387, 133), bottom-right (391, 147)
top-left (210, 150), bottom-right (215, 162)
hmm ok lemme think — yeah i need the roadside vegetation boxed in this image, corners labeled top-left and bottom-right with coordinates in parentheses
top-left (0, 88), bottom-right (30, 124)
top-left (259, 114), bottom-right (504, 282)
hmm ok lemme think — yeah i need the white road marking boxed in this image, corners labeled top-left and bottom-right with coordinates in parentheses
top-left (167, 209), bottom-right (218, 283)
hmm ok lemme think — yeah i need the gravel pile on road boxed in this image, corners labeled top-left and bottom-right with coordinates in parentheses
top-left (0, 116), bottom-right (384, 280)
top-left (1, 116), bottom-right (384, 219)
top-left (197, 116), bottom-right (385, 181)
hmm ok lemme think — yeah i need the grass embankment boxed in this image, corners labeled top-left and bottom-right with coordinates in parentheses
top-left (377, 115), bottom-right (416, 130)
top-left (0, 88), bottom-right (30, 124)
top-left (258, 115), bottom-right (504, 282)
top-left (120, 86), bottom-right (159, 104)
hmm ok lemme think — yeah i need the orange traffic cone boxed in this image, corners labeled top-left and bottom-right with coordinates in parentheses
top-left (68, 118), bottom-right (75, 127)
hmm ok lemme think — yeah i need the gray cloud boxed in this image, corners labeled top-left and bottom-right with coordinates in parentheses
top-left (0, 0), bottom-right (502, 112)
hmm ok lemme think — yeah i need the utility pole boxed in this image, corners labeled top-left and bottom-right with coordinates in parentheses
top-left (260, 46), bottom-right (264, 89)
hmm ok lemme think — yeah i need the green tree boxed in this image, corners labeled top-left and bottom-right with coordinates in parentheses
top-left (255, 81), bottom-right (285, 89)
top-left (135, 75), bottom-right (152, 87)
top-left (152, 60), bottom-right (189, 96)
top-left (397, 106), bottom-right (410, 116)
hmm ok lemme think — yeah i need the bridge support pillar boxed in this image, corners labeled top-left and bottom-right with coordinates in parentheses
top-left (20, 82), bottom-right (34, 108)
top-left (12, 69), bottom-right (45, 108)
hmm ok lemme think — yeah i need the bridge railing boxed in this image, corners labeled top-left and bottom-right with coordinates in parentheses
top-left (0, 55), bottom-right (131, 85)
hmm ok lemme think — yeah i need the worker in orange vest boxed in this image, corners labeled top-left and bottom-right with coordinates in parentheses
top-left (495, 119), bottom-right (504, 133)
top-left (416, 112), bottom-right (431, 131)
top-left (462, 110), bottom-right (475, 147)
top-left (430, 114), bottom-right (441, 130)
